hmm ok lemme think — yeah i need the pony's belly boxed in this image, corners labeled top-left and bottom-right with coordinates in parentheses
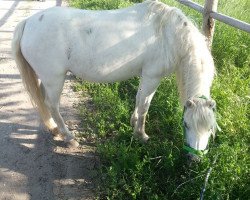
top-left (69, 47), bottom-right (144, 83)
top-left (71, 64), bottom-right (142, 83)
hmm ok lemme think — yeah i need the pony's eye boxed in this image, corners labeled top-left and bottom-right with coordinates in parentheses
top-left (184, 121), bottom-right (189, 129)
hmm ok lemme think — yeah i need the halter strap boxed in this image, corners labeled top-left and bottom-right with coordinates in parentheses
top-left (183, 144), bottom-right (209, 156)
top-left (198, 95), bottom-right (209, 100)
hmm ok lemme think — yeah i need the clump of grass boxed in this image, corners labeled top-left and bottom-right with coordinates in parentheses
top-left (71, 0), bottom-right (250, 199)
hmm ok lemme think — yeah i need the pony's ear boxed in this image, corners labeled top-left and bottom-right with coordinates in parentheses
top-left (207, 99), bottom-right (216, 110)
top-left (186, 99), bottom-right (195, 108)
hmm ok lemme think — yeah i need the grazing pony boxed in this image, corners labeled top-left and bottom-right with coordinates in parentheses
top-left (12, 0), bottom-right (218, 159)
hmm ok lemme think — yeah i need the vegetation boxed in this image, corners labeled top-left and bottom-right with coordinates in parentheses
top-left (70, 0), bottom-right (250, 199)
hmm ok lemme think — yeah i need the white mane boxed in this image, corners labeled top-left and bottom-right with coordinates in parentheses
top-left (146, 0), bottom-right (215, 105)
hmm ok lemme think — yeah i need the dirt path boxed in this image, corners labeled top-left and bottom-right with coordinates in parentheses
top-left (0, 1), bottom-right (96, 199)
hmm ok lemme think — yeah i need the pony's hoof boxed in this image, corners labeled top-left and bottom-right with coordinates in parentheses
top-left (67, 139), bottom-right (79, 148)
top-left (141, 134), bottom-right (150, 143)
top-left (133, 132), bottom-right (149, 143)
top-left (51, 127), bottom-right (60, 136)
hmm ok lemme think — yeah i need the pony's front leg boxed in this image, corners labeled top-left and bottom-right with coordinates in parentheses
top-left (133, 76), bottom-right (160, 142)
top-left (130, 82), bottom-right (142, 127)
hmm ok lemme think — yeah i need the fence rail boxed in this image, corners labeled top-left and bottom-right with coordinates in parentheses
top-left (176, 0), bottom-right (250, 34)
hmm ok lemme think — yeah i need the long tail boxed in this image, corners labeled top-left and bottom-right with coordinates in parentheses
top-left (12, 20), bottom-right (51, 127)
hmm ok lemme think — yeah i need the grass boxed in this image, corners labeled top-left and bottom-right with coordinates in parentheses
top-left (69, 0), bottom-right (250, 199)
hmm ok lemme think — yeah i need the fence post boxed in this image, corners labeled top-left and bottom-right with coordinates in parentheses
top-left (202, 0), bottom-right (218, 49)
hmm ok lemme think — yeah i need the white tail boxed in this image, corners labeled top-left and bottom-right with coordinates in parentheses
top-left (12, 20), bottom-right (52, 128)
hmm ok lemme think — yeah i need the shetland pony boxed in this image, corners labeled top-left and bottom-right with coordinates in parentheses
top-left (12, 0), bottom-right (218, 158)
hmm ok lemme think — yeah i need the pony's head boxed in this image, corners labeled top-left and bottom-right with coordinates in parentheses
top-left (182, 96), bottom-right (218, 161)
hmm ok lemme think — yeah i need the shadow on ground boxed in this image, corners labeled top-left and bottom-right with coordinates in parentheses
top-left (0, 121), bottom-right (97, 200)
top-left (0, 72), bottom-right (97, 199)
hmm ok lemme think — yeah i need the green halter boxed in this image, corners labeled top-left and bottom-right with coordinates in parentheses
top-left (182, 95), bottom-right (209, 157)
top-left (198, 95), bottom-right (208, 100)
top-left (183, 145), bottom-right (209, 156)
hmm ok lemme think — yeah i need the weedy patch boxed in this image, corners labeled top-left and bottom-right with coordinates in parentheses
top-left (70, 0), bottom-right (249, 199)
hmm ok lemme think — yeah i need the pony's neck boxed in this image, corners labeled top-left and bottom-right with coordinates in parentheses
top-left (176, 53), bottom-right (214, 106)
top-left (146, 0), bottom-right (215, 105)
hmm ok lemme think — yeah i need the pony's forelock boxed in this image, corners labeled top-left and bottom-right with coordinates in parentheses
top-left (185, 98), bottom-right (217, 136)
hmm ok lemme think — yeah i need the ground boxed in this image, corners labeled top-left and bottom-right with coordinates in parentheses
top-left (0, 1), bottom-right (96, 199)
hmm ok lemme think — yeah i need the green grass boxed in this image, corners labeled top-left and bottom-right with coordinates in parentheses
top-left (70, 0), bottom-right (250, 199)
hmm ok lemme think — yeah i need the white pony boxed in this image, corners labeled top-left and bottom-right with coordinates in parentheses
top-left (12, 0), bottom-right (218, 159)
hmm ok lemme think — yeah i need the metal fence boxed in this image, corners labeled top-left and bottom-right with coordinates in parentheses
top-left (176, 0), bottom-right (250, 47)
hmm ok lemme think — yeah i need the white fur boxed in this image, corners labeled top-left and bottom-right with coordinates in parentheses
top-left (12, 0), bottom-right (216, 150)
top-left (184, 98), bottom-right (217, 150)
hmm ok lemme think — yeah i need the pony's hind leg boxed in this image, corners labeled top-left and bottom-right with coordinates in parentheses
top-left (40, 82), bottom-right (59, 136)
top-left (43, 75), bottom-right (79, 148)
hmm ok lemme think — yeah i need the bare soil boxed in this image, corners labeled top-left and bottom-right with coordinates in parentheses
top-left (0, 1), bottom-right (97, 199)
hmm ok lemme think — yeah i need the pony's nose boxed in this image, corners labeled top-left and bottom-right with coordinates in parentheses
top-left (186, 153), bottom-right (201, 163)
